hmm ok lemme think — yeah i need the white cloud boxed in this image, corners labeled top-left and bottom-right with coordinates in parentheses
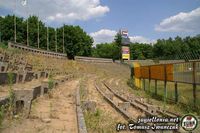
top-left (90, 29), bottom-right (156, 45)
top-left (0, 0), bottom-right (109, 24)
top-left (90, 29), bottom-right (117, 44)
top-left (155, 7), bottom-right (200, 32)
top-left (129, 36), bottom-right (156, 44)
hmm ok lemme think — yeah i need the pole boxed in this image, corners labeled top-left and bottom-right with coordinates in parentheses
top-left (148, 66), bottom-right (151, 93)
top-left (63, 24), bottom-right (65, 53)
top-left (47, 26), bottom-right (49, 51)
top-left (14, 0), bottom-right (17, 43)
top-left (55, 29), bottom-right (57, 52)
top-left (175, 82), bottom-right (178, 103)
top-left (37, 15), bottom-right (39, 49)
top-left (26, 0), bottom-right (29, 46)
top-left (192, 62), bottom-right (196, 107)
top-left (155, 80), bottom-right (157, 95)
top-left (164, 65), bottom-right (167, 110)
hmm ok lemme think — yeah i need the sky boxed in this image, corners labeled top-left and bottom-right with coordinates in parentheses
top-left (0, 0), bottom-right (200, 45)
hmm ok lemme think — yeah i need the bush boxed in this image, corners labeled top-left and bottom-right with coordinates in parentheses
top-left (48, 74), bottom-right (54, 90)
top-left (0, 43), bottom-right (8, 49)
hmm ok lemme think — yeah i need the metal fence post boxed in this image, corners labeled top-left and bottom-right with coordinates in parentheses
top-left (175, 82), bottom-right (178, 103)
top-left (148, 66), bottom-right (151, 93)
top-left (155, 80), bottom-right (157, 95)
top-left (143, 78), bottom-right (146, 91)
top-left (164, 65), bottom-right (167, 103)
top-left (192, 62), bottom-right (196, 107)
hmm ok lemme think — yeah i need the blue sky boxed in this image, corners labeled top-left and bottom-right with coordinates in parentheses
top-left (0, 0), bottom-right (200, 44)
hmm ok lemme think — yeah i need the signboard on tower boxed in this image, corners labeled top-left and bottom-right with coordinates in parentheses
top-left (119, 29), bottom-right (130, 60)
top-left (120, 29), bottom-right (130, 45)
top-left (122, 46), bottom-right (130, 60)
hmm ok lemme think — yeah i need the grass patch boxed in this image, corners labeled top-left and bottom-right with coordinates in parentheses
top-left (0, 105), bottom-right (5, 128)
top-left (128, 78), bottom-right (200, 115)
top-left (8, 72), bottom-right (15, 118)
top-left (79, 75), bottom-right (87, 100)
top-left (84, 108), bottom-right (118, 133)
top-left (48, 73), bottom-right (54, 90)
top-left (0, 43), bottom-right (8, 49)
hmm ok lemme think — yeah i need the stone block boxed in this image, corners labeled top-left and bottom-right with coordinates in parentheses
top-left (0, 62), bottom-right (8, 72)
top-left (0, 72), bottom-right (17, 85)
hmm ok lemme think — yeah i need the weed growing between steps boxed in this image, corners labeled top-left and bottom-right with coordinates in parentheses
top-left (48, 73), bottom-right (54, 90)
top-left (0, 105), bottom-right (5, 128)
top-left (84, 108), bottom-right (117, 133)
top-left (47, 73), bottom-right (54, 99)
top-left (8, 72), bottom-right (15, 118)
top-left (0, 73), bottom-right (16, 129)
top-left (79, 75), bottom-right (88, 100)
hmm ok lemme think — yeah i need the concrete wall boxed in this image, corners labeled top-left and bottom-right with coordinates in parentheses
top-left (8, 42), bottom-right (67, 59)
top-left (0, 72), bottom-right (17, 85)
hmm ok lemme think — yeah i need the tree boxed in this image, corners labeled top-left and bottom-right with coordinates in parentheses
top-left (61, 25), bottom-right (93, 59)
top-left (92, 43), bottom-right (120, 60)
top-left (114, 33), bottom-right (122, 60)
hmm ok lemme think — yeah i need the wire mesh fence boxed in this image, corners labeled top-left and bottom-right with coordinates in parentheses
top-left (133, 60), bottom-right (200, 112)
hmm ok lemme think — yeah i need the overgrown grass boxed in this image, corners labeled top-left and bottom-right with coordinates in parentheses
top-left (48, 73), bottom-right (54, 90)
top-left (84, 108), bottom-right (117, 133)
top-left (8, 72), bottom-right (15, 118)
top-left (0, 105), bottom-right (5, 128)
top-left (127, 78), bottom-right (200, 115)
top-left (79, 75), bottom-right (88, 100)
top-left (0, 43), bottom-right (8, 49)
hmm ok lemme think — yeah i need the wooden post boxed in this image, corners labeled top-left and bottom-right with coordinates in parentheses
top-left (175, 82), bottom-right (178, 103)
top-left (155, 80), bottom-right (157, 95)
top-left (192, 62), bottom-right (196, 107)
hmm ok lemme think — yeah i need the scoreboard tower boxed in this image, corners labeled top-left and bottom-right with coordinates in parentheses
top-left (119, 29), bottom-right (131, 60)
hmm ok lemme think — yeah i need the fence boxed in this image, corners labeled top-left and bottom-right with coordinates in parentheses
top-left (133, 61), bottom-right (200, 108)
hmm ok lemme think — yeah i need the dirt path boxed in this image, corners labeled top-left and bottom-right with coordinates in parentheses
top-left (2, 80), bottom-right (79, 133)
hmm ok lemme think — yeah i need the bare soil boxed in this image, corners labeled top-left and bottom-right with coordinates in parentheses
top-left (1, 80), bottom-right (79, 133)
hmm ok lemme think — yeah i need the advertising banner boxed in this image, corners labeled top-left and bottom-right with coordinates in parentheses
top-left (122, 46), bottom-right (130, 60)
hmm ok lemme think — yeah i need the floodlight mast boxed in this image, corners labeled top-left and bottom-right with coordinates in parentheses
top-left (14, 0), bottom-right (17, 43)
top-left (26, 0), bottom-right (29, 46)
top-left (119, 29), bottom-right (131, 61)
top-left (37, 15), bottom-right (40, 49)
top-left (63, 24), bottom-right (65, 53)
top-left (55, 28), bottom-right (57, 52)
top-left (47, 26), bottom-right (49, 51)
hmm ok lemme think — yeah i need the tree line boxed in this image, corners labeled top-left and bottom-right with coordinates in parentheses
top-left (0, 15), bottom-right (93, 59)
top-left (1, 15), bottom-right (199, 60)
top-left (92, 35), bottom-right (200, 60)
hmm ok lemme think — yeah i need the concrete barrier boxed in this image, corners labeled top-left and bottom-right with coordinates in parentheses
top-left (8, 42), bottom-right (67, 59)
top-left (0, 72), bottom-right (17, 85)
top-left (0, 96), bottom-right (9, 106)
top-left (76, 85), bottom-right (88, 133)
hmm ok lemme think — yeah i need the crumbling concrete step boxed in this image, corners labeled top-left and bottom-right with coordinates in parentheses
top-left (0, 96), bottom-right (9, 106)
